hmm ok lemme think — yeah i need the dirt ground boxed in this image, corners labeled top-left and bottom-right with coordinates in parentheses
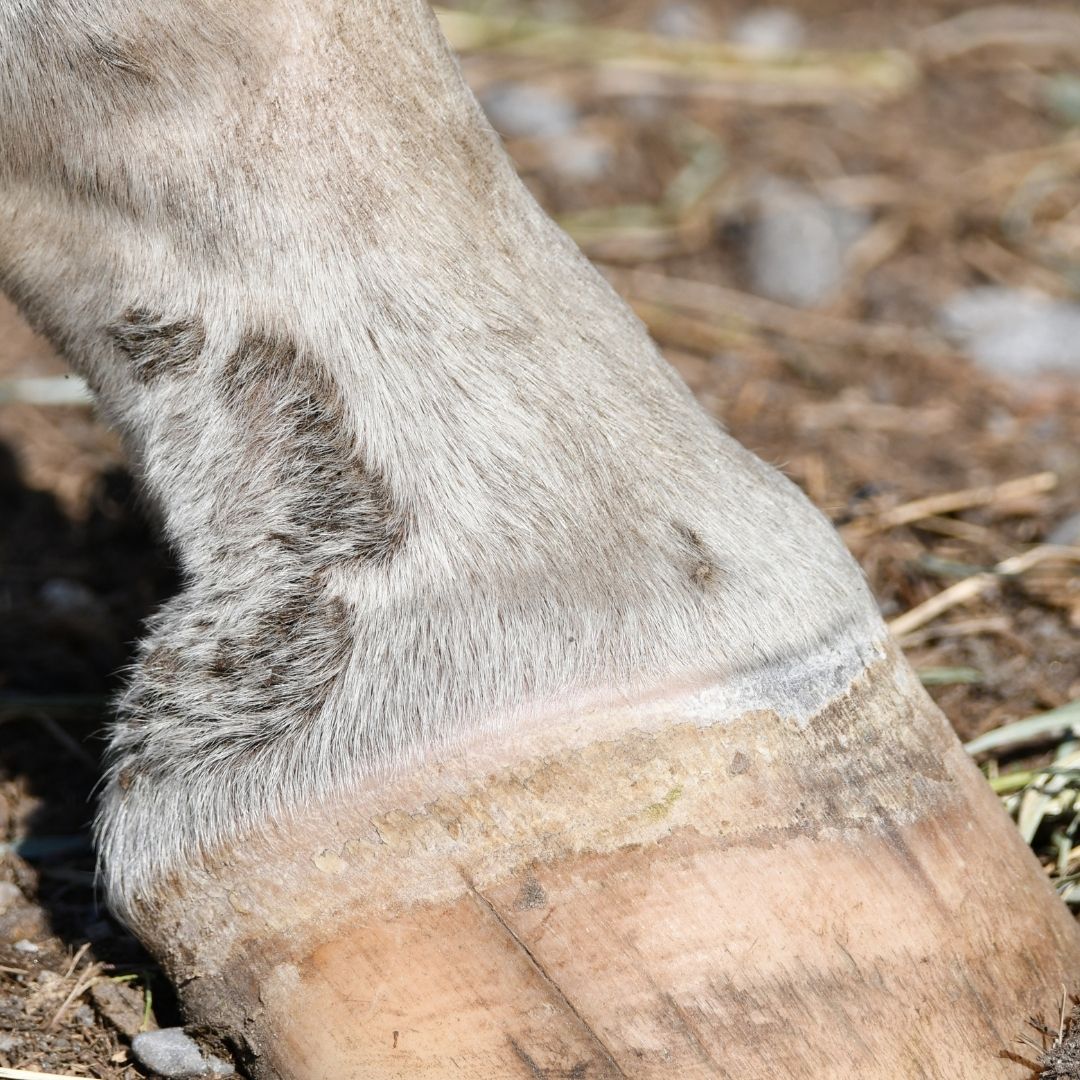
top-left (1, 1), bottom-right (1079, 1076)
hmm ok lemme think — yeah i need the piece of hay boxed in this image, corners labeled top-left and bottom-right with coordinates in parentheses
top-left (1041, 1003), bottom-right (1080, 1078)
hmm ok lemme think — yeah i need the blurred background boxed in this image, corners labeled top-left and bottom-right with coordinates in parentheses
top-left (1, 1), bottom-right (1080, 1075)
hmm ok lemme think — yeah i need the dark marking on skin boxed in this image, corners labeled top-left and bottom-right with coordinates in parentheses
top-left (110, 327), bottom-right (408, 793)
top-left (672, 523), bottom-right (719, 589)
top-left (207, 639), bottom-right (239, 680)
top-left (265, 531), bottom-right (303, 551)
top-left (514, 874), bottom-right (548, 911)
top-left (143, 645), bottom-right (182, 681)
top-left (108, 309), bottom-right (207, 383)
top-left (116, 585), bottom-right (354, 782)
top-left (218, 329), bottom-right (294, 400)
top-left (728, 751), bottom-right (750, 776)
top-left (85, 33), bottom-right (153, 80)
top-left (219, 329), bottom-right (408, 565)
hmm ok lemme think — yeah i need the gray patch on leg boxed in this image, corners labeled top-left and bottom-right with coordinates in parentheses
top-left (108, 309), bottom-right (207, 383)
top-left (219, 330), bottom-right (408, 565)
top-left (114, 582), bottom-right (354, 787)
top-left (108, 327), bottom-right (411, 806)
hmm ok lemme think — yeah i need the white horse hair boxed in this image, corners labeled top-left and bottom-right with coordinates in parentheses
top-left (0, 0), bottom-right (882, 921)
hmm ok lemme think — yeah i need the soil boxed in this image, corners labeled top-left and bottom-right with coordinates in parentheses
top-left (1, 0), bottom-right (1078, 1075)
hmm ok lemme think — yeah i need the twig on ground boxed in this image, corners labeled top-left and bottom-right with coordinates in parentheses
top-left (917, 666), bottom-right (984, 687)
top-left (917, 7), bottom-right (1080, 63)
top-left (889, 545), bottom-right (1080, 640)
top-left (796, 391), bottom-right (954, 436)
top-left (49, 963), bottom-right (104, 1029)
top-left (894, 615), bottom-right (1023, 652)
top-left (437, 8), bottom-right (918, 102)
top-left (843, 472), bottom-right (1058, 539)
top-left (60, 944), bottom-right (92, 983)
top-left (906, 516), bottom-right (1006, 549)
top-left (606, 267), bottom-right (955, 358)
top-left (626, 300), bottom-right (761, 355)
top-left (965, 700), bottom-right (1080, 757)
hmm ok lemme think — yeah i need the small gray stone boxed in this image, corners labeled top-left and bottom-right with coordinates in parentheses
top-left (13, 939), bottom-right (40, 953)
top-left (131, 1029), bottom-right (234, 1079)
top-left (548, 133), bottom-right (614, 183)
top-left (729, 7), bottom-right (805, 53)
top-left (940, 287), bottom-right (1080, 377)
top-left (747, 177), bottom-right (868, 308)
top-left (480, 83), bottom-right (578, 139)
top-left (1043, 73), bottom-right (1080, 126)
top-left (0, 1034), bottom-right (21, 1054)
top-left (1048, 512), bottom-right (1080, 547)
top-left (651, 1), bottom-right (715, 39)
